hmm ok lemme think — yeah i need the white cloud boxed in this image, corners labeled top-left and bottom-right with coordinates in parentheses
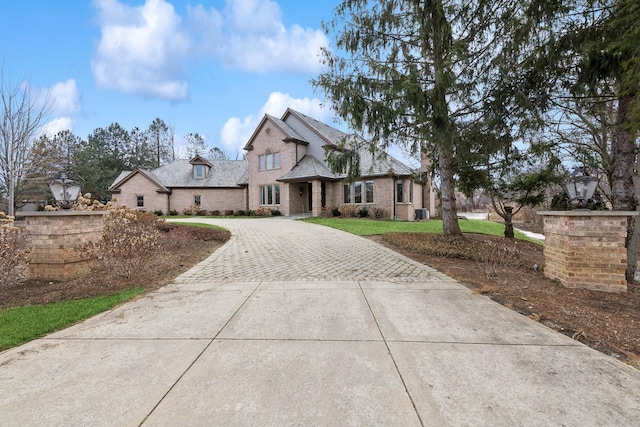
top-left (41, 117), bottom-right (74, 137)
top-left (90, 0), bottom-right (329, 99)
top-left (220, 91), bottom-right (333, 154)
top-left (48, 79), bottom-right (81, 116)
top-left (215, 0), bottom-right (328, 73)
top-left (91, 0), bottom-right (190, 100)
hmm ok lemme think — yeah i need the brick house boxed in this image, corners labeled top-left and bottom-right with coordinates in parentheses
top-left (109, 108), bottom-right (431, 220)
top-left (109, 157), bottom-right (248, 214)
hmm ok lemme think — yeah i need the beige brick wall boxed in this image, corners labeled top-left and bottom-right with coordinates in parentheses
top-left (115, 173), bottom-right (168, 213)
top-left (22, 212), bottom-right (107, 280)
top-left (540, 211), bottom-right (636, 293)
top-left (170, 188), bottom-right (247, 214)
top-left (247, 123), bottom-right (301, 214)
top-left (324, 177), bottom-right (419, 220)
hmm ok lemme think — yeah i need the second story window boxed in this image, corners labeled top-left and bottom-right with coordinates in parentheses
top-left (259, 152), bottom-right (280, 170)
top-left (194, 164), bottom-right (206, 179)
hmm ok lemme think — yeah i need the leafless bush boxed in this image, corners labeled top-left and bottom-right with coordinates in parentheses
top-left (254, 207), bottom-right (273, 216)
top-left (476, 239), bottom-right (523, 278)
top-left (0, 212), bottom-right (31, 287)
top-left (83, 207), bottom-right (163, 279)
top-left (372, 207), bottom-right (386, 219)
top-left (338, 204), bottom-right (358, 217)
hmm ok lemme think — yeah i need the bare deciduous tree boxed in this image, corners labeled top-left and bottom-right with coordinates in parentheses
top-left (0, 69), bottom-right (51, 215)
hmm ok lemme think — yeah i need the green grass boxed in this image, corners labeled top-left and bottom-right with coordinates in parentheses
top-left (302, 217), bottom-right (539, 243)
top-left (0, 288), bottom-right (145, 351)
top-left (166, 221), bottom-right (226, 230)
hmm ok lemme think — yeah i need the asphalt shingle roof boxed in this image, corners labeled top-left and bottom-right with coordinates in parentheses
top-left (277, 155), bottom-right (338, 182)
top-left (152, 159), bottom-right (248, 188)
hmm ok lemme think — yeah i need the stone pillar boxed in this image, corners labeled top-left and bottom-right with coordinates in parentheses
top-left (20, 211), bottom-right (107, 280)
top-left (538, 211), bottom-right (638, 293)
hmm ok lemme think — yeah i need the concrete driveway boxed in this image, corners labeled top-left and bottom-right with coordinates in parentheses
top-left (1, 217), bottom-right (639, 426)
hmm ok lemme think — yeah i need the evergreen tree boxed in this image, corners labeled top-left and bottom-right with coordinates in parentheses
top-left (315, 0), bottom-right (528, 235)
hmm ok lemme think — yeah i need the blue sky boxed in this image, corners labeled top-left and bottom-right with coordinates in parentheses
top-left (0, 0), bottom-right (354, 160)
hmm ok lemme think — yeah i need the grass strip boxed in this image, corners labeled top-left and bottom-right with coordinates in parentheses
top-left (0, 288), bottom-right (144, 351)
top-left (302, 217), bottom-right (539, 243)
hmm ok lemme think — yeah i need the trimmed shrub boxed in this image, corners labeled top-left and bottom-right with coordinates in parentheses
top-left (331, 207), bottom-right (341, 217)
top-left (358, 207), bottom-right (369, 218)
top-left (153, 210), bottom-right (164, 216)
top-left (224, 209), bottom-right (234, 216)
top-left (235, 210), bottom-right (246, 216)
top-left (168, 209), bottom-right (178, 216)
top-left (272, 209), bottom-right (282, 216)
top-left (211, 210), bottom-right (221, 216)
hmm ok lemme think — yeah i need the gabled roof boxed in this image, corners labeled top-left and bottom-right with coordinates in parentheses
top-left (108, 169), bottom-right (170, 193)
top-left (277, 155), bottom-right (338, 182)
top-left (282, 108), bottom-right (349, 147)
top-left (243, 114), bottom-right (309, 151)
top-left (189, 154), bottom-right (213, 166)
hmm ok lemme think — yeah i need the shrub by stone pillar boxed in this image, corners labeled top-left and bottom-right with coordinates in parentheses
top-left (20, 211), bottom-right (107, 280)
top-left (538, 211), bottom-right (638, 293)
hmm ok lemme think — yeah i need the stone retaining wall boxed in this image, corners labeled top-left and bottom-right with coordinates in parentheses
top-left (20, 211), bottom-right (107, 280)
top-left (539, 211), bottom-right (637, 293)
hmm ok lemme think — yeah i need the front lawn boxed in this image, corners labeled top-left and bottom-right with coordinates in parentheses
top-left (0, 288), bottom-right (144, 351)
top-left (302, 217), bottom-right (536, 242)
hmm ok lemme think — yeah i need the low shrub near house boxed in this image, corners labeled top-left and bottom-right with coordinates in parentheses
top-left (224, 209), bottom-right (235, 216)
top-left (82, 207), bottom-right (163, 279)
top-left (358, 207), bottom-right (369, 218)
top-left (211, 210), bottom-right (221, 216)
top-left (331, 207), bottom-right (341, 217)
top-left (254, 207), bottom-right (273, 216)
top-left (168, 209), bottom-right (178, 216)
top-left (372, 207), bottom-right (386, 219)
top-left (0, 212), bottom-right (31, 288)
top-left (338, 204), bottom-right (358, 217)
top-left (182, 205), bottom-right (203, 216)
top-left (235, 210), bottom-right (246, 216)
top-left (272, 209), bottom-right (282, 216)
top-left (153, 210), bottom-right (164, 216)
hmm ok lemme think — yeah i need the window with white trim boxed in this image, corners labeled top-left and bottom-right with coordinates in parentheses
top-left (193, 164), bottom-right (206, 179)
top-left (354, 181), bottom-right (362, 204)
top-left (258, 152), bottom-right (280, 171)
top-left (396, 180), bottom-right (404, 203)
top-left (136, 195), bottom-right (144, 208)
top-left (343, 183), bottom-right (351, 203)
top-left (365, 180), bottom-right (374, 203)
top-left (259, 184), bottom-right (280, 205)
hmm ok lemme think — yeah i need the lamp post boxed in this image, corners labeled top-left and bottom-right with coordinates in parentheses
top-left (563, 169), bottom-right (599, 209)
top-left (48, 173), bottom-right (82, 209)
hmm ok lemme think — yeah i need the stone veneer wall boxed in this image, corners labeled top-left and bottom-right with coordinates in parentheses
top-left (539, 211), bottom-right (637, 293)
top-left (21, 211), bottom-right (107, 280)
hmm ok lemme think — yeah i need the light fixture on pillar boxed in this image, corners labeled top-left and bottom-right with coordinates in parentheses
top-left (563, 169), bottom-right (599, 209)
top-left (48, 173), bottom-right (82, 209)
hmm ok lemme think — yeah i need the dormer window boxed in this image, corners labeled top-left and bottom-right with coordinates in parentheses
top-left (194, 164), bottom-right (206, 179)
top-left (189, 155), bottom-right (212, 179)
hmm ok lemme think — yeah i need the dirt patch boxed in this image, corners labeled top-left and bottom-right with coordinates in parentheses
top-left (372, 232), bottom-right (640, 370)
top-left (0, 224), bottom-right (230, 309)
